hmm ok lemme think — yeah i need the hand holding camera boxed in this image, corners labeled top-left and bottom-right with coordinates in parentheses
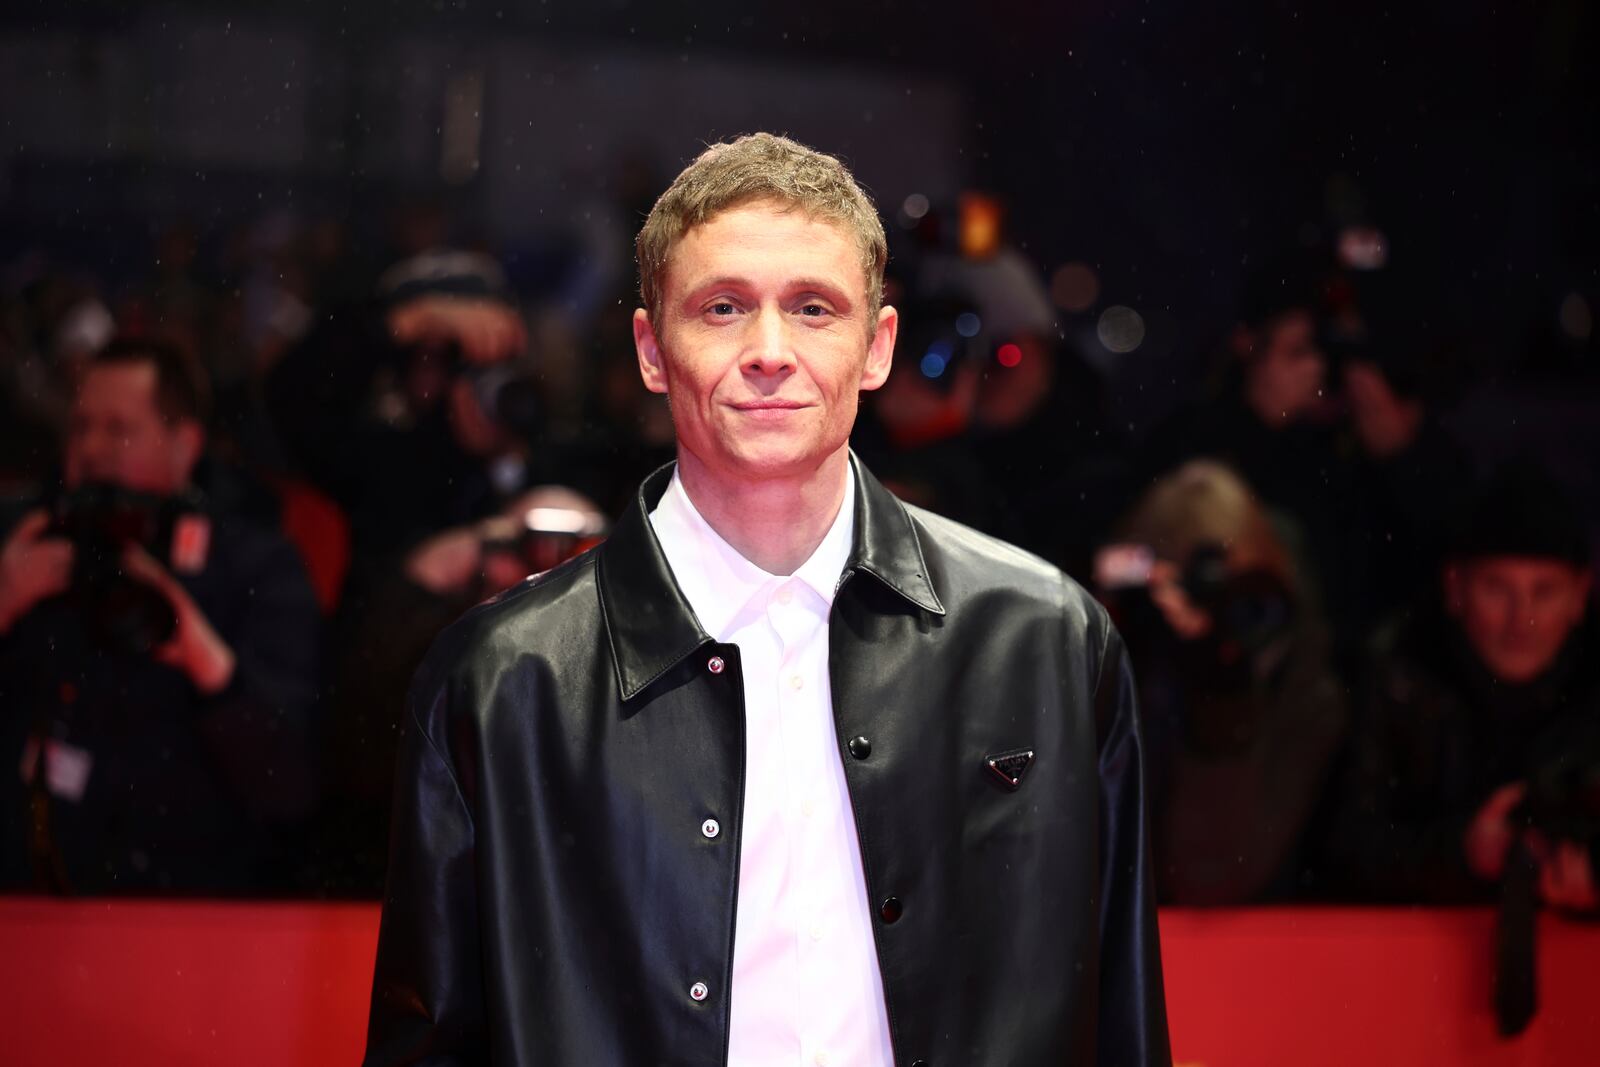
top-left (387, 295), bottom-right (527, 367)
top-left (118, 542), bottom-right (236, 696)
top-left (0, 510), bottom-right (75, 635)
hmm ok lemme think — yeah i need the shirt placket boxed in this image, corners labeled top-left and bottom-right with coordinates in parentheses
top-left (767, 578), bottom-right (839, 1067)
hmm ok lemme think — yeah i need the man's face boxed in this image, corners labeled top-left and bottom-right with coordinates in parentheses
top-left (633, 198), bottom-right (895, 485)
top-left (64, 362), bottom-right (200, 495)
top-left (1447, 557), bottom-right (1591, 683)
top-left (1245, 309), bottom-right (1326, 426)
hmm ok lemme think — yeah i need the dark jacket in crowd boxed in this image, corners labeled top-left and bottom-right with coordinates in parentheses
top-left (0, 512), bottom-right (322, 894)
top-left (1330, 609), bottom-right (1600, 903)
top-left (1135, 607), bottom-right (1349, 904)
top-left (363, 457), bottom-right (1170, 1067)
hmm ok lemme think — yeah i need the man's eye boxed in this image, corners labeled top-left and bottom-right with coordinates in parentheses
top-left (709, 302), bottom-right (737, 316)
top-left (799, 304), bottom-right (828, 317)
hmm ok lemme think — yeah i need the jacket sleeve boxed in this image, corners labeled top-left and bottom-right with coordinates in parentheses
top-left (1325, 668), bottom-right (1483, 902)
top-left (1092, 621), bottom-right (1173, 1067)
top-left (191, 532), bottom-right (322, 825)
top-left (1154, 625), bottom-right (1349, 904)
top-left (362, 647), bottom-right (488, 1067)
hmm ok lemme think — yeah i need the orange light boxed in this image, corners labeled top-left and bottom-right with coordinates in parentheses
top-left (959, 191), bottom-right (1003, 259)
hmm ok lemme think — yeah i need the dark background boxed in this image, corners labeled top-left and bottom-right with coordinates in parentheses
top-left (3, 0), bottom-right (1595, 445)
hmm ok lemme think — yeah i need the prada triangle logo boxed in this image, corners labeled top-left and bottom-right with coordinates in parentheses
top-left (985, 748), bottom-right (1035, 790)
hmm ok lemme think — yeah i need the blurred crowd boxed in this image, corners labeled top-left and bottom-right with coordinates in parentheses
top-left (0, 186), bottom-right (1595, 921)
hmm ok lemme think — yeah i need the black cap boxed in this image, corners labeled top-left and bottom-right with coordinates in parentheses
top-left (1452, 463), bottom-right (1590, 567)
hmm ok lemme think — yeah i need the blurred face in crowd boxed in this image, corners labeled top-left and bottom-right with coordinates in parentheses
top-left (1243, 309), bottom-right (1326, 427)
top-left (65, 361), bottom-right (202, 496)
top-left (1447, 557), bottom-right (1592, 683)
top-left (633, 198), bottom-right (896, 486)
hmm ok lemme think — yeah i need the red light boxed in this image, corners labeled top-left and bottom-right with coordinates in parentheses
top-left (997, 342), bottom-right (1023, 367)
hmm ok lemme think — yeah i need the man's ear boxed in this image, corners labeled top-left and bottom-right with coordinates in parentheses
top-left (1571, 567), bottom-right (1594, 623)
top-left (860, 304), bottom-right (898, 392)
top-left (633, 309), bottom-right (669, 395)
top-left (171, 419), bottom-right (205, 486)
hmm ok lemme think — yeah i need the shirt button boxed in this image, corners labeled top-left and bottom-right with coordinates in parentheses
top-left (707, 655), bottom-right (725, 675)
top-left (801, 797), bottom-right (816, 818)
top-left (809, 922), bottom-right (825, 942)
top-left (848, 735), bottom-right (872, 760)
top-left (701, 818), bottom-right (720, 840)
top-left (689, 980), bottom-right (709, 1002)
top-left (776, 586), bottom-right (794, 606)
top-left (814, 1052), bottom-right (830, 1067)
top-left (788, 674), bottom-right (804, 691)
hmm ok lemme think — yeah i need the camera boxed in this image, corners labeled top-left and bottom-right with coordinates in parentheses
top-left (478, 504), bottom-right (608, 577)
top-left (1095, 540), bottom-right (1294, 655)
top-left (1494, 715), bottom-right (1600, 1035)
top-left (49, 483), bottom-right (207, 654)
top-left (462, 361), bottom-right (543, 439)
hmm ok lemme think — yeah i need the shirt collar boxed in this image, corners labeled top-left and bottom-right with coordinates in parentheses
top-left (599, 453), bottom-right (943, 702)
top-left (649, 463), bottom-right (857, 640)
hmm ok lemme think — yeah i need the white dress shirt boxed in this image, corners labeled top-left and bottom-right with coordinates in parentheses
top-left (650, 466), bottom-right (895, 1067)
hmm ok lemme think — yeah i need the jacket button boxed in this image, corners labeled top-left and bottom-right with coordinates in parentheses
top-left (847, 735), bottom-right (872, 760)
top-left (689, 980), bottom-right (709, 1002)
top-left (880, 896), bottom-right (903, 923)
top-left (910, 1060), bottom-right (928, 1067)
top-left (707, 655), bottom-right (725, 674)
top-left (701, 818), bottom-right (720, 839)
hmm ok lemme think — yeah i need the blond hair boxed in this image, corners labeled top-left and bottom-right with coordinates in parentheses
top-left (1121, 459), bottom-right (1296, 590)
top-left (635, 133), bottom-right (888, 322)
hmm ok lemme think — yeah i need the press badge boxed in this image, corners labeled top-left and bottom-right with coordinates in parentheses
top-left (18, 737), bottom-right (93, 802)
top-left (170, 513), bottom-right (212, 575)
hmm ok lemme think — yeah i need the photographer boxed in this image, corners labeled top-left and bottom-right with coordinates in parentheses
top-left (265, 249), bottom-right (547, 560)
top-left (0, 337), bottom-right (321, 894)
top-left (314, 486), bottom-right (605, 891)
top-left (1331, 466), bottom-right (1598, 910)
top-left (1101, 460), bottom-right (1348, 904)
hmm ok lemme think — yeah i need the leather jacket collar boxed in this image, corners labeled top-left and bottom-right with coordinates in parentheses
top-left (599, 452), bottom-right (946, 701)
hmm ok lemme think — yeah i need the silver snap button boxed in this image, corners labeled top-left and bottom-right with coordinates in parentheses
top-left (707, 655), bottom-right (725, 674)
top-left (689, 980), bottom-right (709, 1002)
top-left (701, 818), bottom-right (720, 839)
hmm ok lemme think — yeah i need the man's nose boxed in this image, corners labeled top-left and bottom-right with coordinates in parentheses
top-left (743, 307), bottom-right (795, 378)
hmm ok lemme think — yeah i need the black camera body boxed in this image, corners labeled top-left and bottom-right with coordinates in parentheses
top-left (49, 483), bottom-right (206, 654)
top-left (1096, 540), bottom-right (1294, 657)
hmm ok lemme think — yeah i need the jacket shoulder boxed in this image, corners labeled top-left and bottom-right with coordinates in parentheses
top-left (413, 548), bottom-right (602, 699)
top-left (903, 503), bottom-right (1113, 655)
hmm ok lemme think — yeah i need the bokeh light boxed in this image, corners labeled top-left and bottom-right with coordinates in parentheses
top-left (997, 342), bottom-right (1023, 367)
top-left (1050, 262), bottom-right (1100, 313)
top-left (1559, 293), bottom-right (1593, 341)
top-left (901, 193), bottom-right (930, 220)
top-left (955, 311), bottom-right (982, 338)
top-left (1097, 306), bottom-right (1146, 354)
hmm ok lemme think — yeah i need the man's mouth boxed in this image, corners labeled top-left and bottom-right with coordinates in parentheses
top-left (730, 400), bottom-right (809, 411)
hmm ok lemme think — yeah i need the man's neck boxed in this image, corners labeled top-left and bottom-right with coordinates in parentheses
top-left (674, 449), bottom-right (851, 576)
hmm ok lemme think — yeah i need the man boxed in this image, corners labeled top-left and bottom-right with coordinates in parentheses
top-left (266, 249), bottom-right (540, 559)
top-left (1332, 466), bottom-right (1598, 910)
top-left (365, 134), bottom-right (1169, 1066)
top-left (0, 336), bottom-right (322, 893)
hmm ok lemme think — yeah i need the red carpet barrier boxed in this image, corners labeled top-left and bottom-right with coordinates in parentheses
top-left (2, 898), bottom-right (1596, 1066)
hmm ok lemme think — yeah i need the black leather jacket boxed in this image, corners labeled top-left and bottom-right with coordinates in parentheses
top-left (364, 457), bottom-right (1170, 1066)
